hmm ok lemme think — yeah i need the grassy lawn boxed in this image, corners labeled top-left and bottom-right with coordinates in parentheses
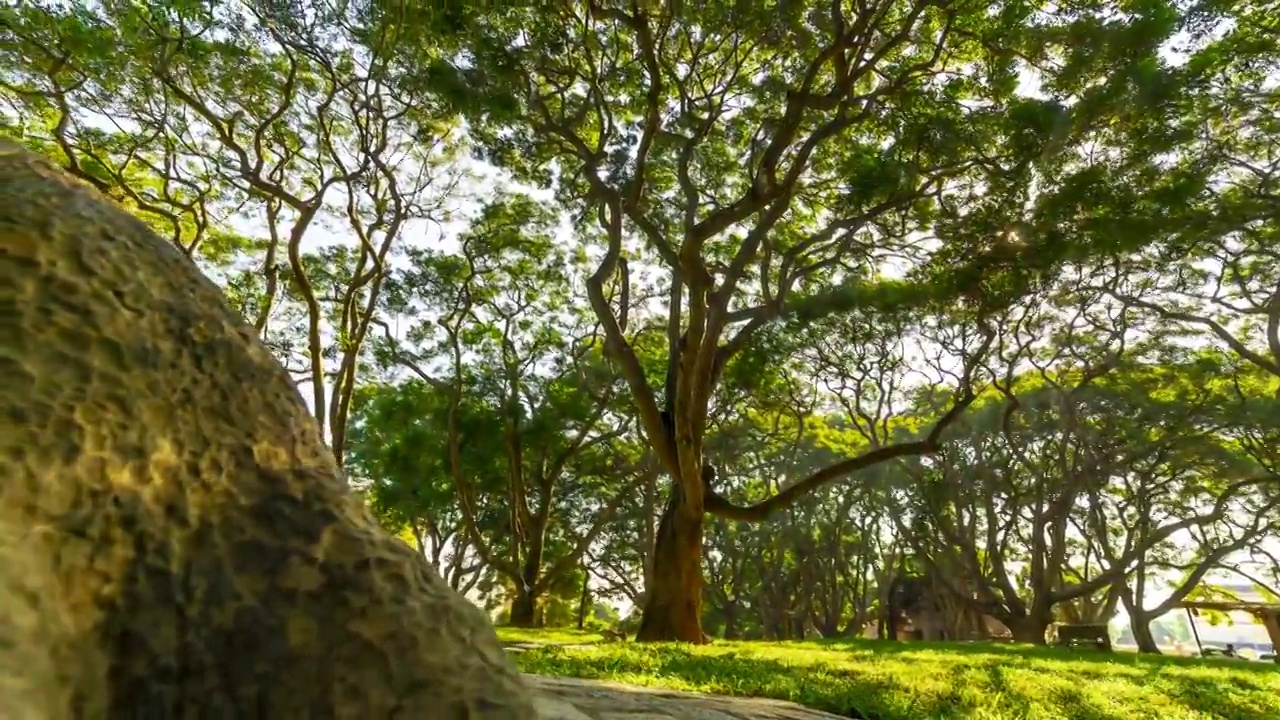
top-left (496, 626), bottom-right (606, 645)
top-left (497, 628), bottom-right (1279, 720)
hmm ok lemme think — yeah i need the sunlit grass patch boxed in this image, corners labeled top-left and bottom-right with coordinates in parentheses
top-left (495, 625), bottom-right (605, 645)
top-left (506, 629), bottom-right (1280, 720)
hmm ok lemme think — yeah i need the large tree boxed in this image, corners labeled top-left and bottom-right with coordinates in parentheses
top-left (371, 1), bottom-right (1234, 641)
top-left (363, 196), bottom-right (643, 625)
top-left (351, 1), bottom-right (1209, 640)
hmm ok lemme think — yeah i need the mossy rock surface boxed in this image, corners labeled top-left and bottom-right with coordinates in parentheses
top-left (0, 142), bottom-right (536, 718)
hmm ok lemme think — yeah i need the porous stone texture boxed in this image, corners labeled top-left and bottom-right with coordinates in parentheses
top-left (529, 676), bottom-right (850, 719)
top-left (0, 142), bottom-right (536, 717)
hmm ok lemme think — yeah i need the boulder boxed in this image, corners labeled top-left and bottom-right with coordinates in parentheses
top-left (0, 142), bottom-right (536, 718)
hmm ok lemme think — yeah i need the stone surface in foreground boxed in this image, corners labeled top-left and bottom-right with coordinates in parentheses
top-left (528, 675), bottom-right (850, 720)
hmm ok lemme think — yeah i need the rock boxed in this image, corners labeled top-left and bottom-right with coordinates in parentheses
top-left (0, 142), bottom-right (536, 718)
top-left (526, 676), bottom-right (852, 719)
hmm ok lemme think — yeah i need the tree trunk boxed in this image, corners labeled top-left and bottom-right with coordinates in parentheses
top-left (635, 492), bottom-right (706, 643)
top-left (1129, 612), bottom-right (1162, 654)
top-left (575, 569), bottom-right (591, 630)
top-left (1116, 585), bottom-right (1162, 653)
top-left (509, 587), bottom-right (540, 628)
top-left (821, 615), bottom-right (839, 638)
top-left (723, 601), bottom-right (741, 640)
top-left (1006, 615), bottom-right (1051, 644)
top-left (886, 590), bottom-right (900, 641)
top-left (509, 537), bottom-right (546, 627)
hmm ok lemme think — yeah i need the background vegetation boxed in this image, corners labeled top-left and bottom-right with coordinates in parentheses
top-left (4, 0), bottom-right (1277, 714)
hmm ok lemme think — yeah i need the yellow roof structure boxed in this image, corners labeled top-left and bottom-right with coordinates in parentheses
top-left (1176, 600), bottom-right (1280, 652)
top-left (1176, 600), bottom-right (1280, 613)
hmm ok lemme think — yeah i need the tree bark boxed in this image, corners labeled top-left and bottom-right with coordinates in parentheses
top-left (1006, 615), bottom-right (1051, 645)
top-left (508, 587), bottom-right (540, 628)
top-left (635, 491), bottom-right (706, 643)
top-left (1128, 612), bottom-right (1162, 654)
top-left (576, 569), bottom-right (591, 630)
top-left (507, 534), bottom-right (547, 628)
top-left (1118, 586), bottom-right (1162, 654)
top-left (821, 614), bottom-right (839, 638)
top-left (722, 602), bottom-right (741, 640)
top-left (885, 581), bottom-right (901, 641)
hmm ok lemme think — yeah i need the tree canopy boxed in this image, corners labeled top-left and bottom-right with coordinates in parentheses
top-left (4, 0), bottom-right (1278, 647)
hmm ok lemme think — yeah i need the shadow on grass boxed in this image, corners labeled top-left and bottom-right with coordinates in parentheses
top-left (1047, 686), bottom-right (1134, 720)
top-left (1160, 673), bottom-right (1280, 720)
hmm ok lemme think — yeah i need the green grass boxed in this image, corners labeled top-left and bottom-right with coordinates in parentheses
top-left (495, 626), bottom-right (605, 645)
top-left (499, 629), bottom-right (1280, 720)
